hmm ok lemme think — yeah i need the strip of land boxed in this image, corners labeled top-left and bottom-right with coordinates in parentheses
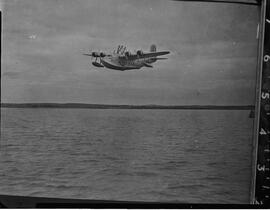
top-left (0, 103), bottom-right (255, 110)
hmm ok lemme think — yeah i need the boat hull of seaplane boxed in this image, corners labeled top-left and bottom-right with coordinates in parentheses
top-left (100, 58), bottom-right (141, 71)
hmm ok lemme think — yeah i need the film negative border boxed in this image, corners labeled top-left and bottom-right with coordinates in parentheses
top-left (254, 0), bottom-right (270, 205)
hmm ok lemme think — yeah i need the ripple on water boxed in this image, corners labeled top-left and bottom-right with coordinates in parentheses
top-left (0, 109), bottom-right (253, 203)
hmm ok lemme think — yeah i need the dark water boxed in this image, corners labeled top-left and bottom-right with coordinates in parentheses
top-left (0, 108), bottom-right (253, 203)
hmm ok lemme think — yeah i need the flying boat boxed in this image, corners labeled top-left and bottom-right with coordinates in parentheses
top-left (83, 44), bottom-right (170, 71)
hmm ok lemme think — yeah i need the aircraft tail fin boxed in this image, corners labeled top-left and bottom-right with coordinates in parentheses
top-left (150, 44), bottom-right (156, 52)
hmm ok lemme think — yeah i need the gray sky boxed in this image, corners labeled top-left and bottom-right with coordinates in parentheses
top-left (1, 0), bottom-right (259, 105)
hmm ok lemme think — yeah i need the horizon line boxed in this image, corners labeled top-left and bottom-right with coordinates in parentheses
top-left (0, 102), bottom-right (255, 106)
top-left (0, 103), bottom-right (255, 110)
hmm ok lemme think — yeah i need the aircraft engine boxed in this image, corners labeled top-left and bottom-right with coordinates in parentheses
top-left (100, 52), bottom-right (106, 57)
top-left (137, 50), bottom-right (143, 56)
top-left (125, 51), bottom-right (131, 57)
top-left (92, 52), bottom-right (100, 57)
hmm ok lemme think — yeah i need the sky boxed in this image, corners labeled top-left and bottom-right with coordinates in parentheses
top-left (1, 0), bottom-right (259, 105)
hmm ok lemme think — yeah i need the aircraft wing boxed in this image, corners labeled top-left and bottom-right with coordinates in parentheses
top-left (82, 53), bottom-right (111, 57)
top-left (138, 51), bottom-right (170, 59)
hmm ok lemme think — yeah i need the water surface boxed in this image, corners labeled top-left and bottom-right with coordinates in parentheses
top-left (0, 108), bottom-right (254, 203)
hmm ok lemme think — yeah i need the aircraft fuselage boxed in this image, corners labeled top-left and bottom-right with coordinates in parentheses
top-left (99, 56), bottom-right (155, 71)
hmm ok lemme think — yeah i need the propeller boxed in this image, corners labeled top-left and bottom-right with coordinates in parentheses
top-left (83, 51), bottom-right (108, 64)
top-left (83, 50), bottom-right (109, 68)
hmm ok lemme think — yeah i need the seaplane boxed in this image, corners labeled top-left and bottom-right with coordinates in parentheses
top-left (83, 44), bottom-right (170, 71)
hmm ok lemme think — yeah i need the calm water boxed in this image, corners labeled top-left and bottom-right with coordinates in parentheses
top-left (0, 108), bottom-right (254, 203)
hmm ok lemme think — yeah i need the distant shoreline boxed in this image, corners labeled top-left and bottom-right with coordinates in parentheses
top-left (0, 103), bottom-right (255, 110)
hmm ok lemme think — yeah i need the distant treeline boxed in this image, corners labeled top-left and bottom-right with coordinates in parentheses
top-left (1, 103), bottom-right (255, 110)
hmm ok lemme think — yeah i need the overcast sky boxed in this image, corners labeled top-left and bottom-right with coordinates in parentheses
top-left (1, 0), bottom-right (259, 105)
